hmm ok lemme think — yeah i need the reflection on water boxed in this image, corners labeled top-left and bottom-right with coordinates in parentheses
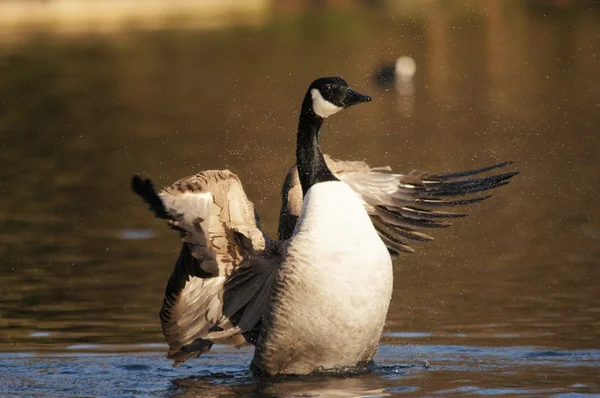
top-left (1, 1), bottom-right (600, 396)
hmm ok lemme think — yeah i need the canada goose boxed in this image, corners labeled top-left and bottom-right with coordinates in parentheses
top-left (132, 76), bottom-right (518, 376)
top-left (374, 55), bottom-right (417, 95)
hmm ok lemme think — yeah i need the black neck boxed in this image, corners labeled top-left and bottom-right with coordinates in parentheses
top-left (296, 93), bottom-right (338, 196)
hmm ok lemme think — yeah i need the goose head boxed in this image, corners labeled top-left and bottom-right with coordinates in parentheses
top-left (307, 77), bottom-right (372, 119)
top-left (295, 77), bottom-right (371, 195)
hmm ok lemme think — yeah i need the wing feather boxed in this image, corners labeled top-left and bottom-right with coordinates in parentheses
top-left (279, 155), bottom-right (518, 253)
top-left (132, 170), bottom-right (281, 366)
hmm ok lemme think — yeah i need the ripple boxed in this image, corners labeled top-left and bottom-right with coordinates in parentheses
top-left (119, 364), bottom-right (152, 371)
top-left (385, 332), bottom-right (432, 339)
top-left (30, 332), bottom-right (51, 337)
top-left (118, 229), bottom-right (156, 240)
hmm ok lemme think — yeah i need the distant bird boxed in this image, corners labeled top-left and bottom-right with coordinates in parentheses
top-left (132, 76), bottom-right (517, 376)
top-left (374, 55), bottom-right (417, 95)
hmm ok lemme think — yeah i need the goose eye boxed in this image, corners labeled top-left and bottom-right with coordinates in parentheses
top-left (323, 84), bottom-right (332, 92)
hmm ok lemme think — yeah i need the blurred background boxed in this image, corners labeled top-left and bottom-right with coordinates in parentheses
top-left (1, 0), bottom-right (600, 395)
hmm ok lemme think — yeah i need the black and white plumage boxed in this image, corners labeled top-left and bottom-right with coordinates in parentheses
top-left (132, 76), bottom-right (518, 375)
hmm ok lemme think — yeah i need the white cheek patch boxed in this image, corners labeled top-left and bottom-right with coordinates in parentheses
top-left (311, 88), bottom-right (343, 118)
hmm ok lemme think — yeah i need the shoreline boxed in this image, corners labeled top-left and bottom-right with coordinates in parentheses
top-left (0, 0), bottom-right (269, 39)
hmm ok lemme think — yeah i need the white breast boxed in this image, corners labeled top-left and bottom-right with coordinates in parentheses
top-left (293, 181), bottom-right (381, 251)
top-left (290, 181), bottom-right (392, 305)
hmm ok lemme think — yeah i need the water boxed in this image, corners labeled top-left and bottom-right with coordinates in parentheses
top-left (2, 344), bottom-right (600, 396)
top-left (1, 1), bottom-right (600, 396)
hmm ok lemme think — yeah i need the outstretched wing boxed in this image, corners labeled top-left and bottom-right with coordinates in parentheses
top-left (280, 155), bottom-right (518, 253)
top-left (132, 170), bottom-right (281, 366)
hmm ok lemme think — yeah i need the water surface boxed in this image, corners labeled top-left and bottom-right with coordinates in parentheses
top-left (1, 1), bottom-right (600, 396)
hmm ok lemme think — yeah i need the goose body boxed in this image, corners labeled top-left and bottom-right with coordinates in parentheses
top-left (132, 76), bottom-right (518, 376)
top-left (252, 181), bottom-right (392, 375)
